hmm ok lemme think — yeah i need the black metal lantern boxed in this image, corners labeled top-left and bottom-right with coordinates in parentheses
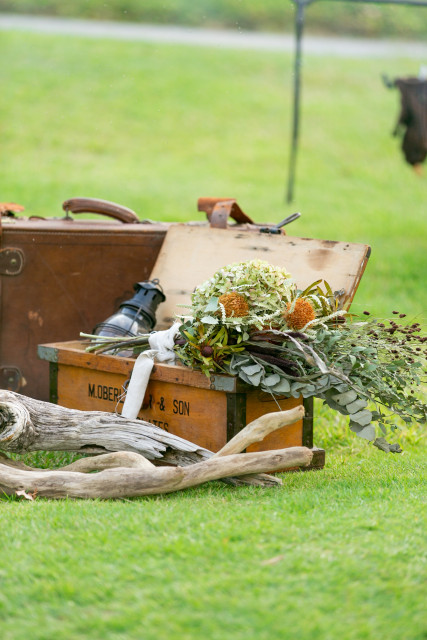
top-left (93, 279), bottom-right (165, 338)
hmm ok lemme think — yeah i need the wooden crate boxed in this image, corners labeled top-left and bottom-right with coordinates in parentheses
top-left (38, 340), bottom-right (325, 469)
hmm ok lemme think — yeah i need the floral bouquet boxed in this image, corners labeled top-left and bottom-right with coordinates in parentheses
top-left (84, 259), bottom-right (426, 453)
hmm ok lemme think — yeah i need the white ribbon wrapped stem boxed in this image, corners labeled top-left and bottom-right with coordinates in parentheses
top-left (121, 322), bottom-right (181, 419)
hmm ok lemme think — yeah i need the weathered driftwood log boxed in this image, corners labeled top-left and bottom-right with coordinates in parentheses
top-left (0, 392), bottom-right (308, 498)
top-left (0, 390), bottom-right (206, 465)
top-left (0, 391), bottom-right (306, 494)
top-left (0, 447), bottom-right (313, 499)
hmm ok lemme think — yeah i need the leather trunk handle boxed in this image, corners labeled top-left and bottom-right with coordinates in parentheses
top-left (197, 197), bottom-right (254, 227)
top-left (62, 198), bottom-right (139, 224)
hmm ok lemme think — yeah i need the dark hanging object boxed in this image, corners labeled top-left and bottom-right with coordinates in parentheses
top-left (393, 77), bottom-right (427, 167)
top-left (93, 279), bottom-right (165, 338)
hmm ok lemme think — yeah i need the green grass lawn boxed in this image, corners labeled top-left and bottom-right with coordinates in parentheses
top-left (1, 422), bottom-right (426, 640)
top-left (0, 31), bottom-right (426, 640)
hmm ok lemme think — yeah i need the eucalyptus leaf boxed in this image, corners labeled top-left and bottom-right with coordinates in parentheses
top-left (349, 409), bottom-right (372, 426)
top-left (238, 371), bottom-right (252, 385)
top-left (357, 425), bottom-right (376, 441)
top-left (373, 437), bottom-right (391, 452)
top-left (323, 391), bottom-right (352, 416)
top-left (228, 355), bottom-right (251, 375)
top-left (301, 384), bottom-right (316, 398)
top-left (241, 364), bottom-right (262, 376)
top-left (271, 378), bottom-right (291, 393)
top-left (290, 382), bottom-right (305, 392)
top-left (200, 315), bottom-right (218, 325)
top-left (247, 371), bottom-right (263, 386)
top-left (204, 296), bottom-right (219, 313)
top-left (262, 374), bottom-right (281, 387)
top-left (331, 390), bottom-right (357, 406)
top-left (346, 399), bottom-right (368, 413)
top-left (349, 422), bottom-right (375, 440)
top-left (334, 383), bottom-right (349, 393)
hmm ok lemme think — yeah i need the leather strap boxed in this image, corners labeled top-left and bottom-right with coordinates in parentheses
top-left (0, 203), bottom-right (25, 239)
top-left (62, 198), bottom-right (140, 224)
top-left (197, 197), bottom-right (254, 228)
top-left (0, 202), bottom-right (25, 215)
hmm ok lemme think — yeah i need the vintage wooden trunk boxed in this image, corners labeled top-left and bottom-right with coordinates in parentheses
top-left (37, 219), bottom-right (370, 467)
top-left (38, 340), bottom-right (323, 467)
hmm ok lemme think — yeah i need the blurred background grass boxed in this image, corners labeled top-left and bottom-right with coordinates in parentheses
top-left (1, 30), bottom-right (426, 319)
top-left (1, 0), bottom-right (427, 38)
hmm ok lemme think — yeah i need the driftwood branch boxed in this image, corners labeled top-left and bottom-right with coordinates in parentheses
top-left (0, 450), bottom-right (155, 473)
top-left (0, 447), bottom-right (313, 499)
top-left (213, 405), bottom-right (305, 457)
top-left (0, 391), bottom-right (309, 498)
top-left (61, 451), bottom-right (155, 472)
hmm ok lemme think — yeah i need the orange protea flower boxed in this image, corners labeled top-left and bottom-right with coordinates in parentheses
top-left (218, 292), bottom-right (249, 318)
top-left (284, 298), bottom-right (316, 330)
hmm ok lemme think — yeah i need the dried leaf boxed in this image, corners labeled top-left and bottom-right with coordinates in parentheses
top-left (373, 437), bottom-right (403, 453)
top-left (15, 489), bottom-right (36, 501)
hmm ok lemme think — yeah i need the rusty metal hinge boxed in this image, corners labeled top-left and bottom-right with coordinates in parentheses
top-left (0, 366), bottom-right (25, 392)
top-left (0, 248), bottom-right (25, 275)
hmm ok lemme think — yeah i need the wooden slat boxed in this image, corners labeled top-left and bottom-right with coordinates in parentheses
top-left (139, 381), bottom-right (228, 452)
top-left (150, 225), bottom-right (370, 328)
top-left (245, 394), bottom-right (303, 452)
top-left (39, 341), bottom-right (240, 391)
